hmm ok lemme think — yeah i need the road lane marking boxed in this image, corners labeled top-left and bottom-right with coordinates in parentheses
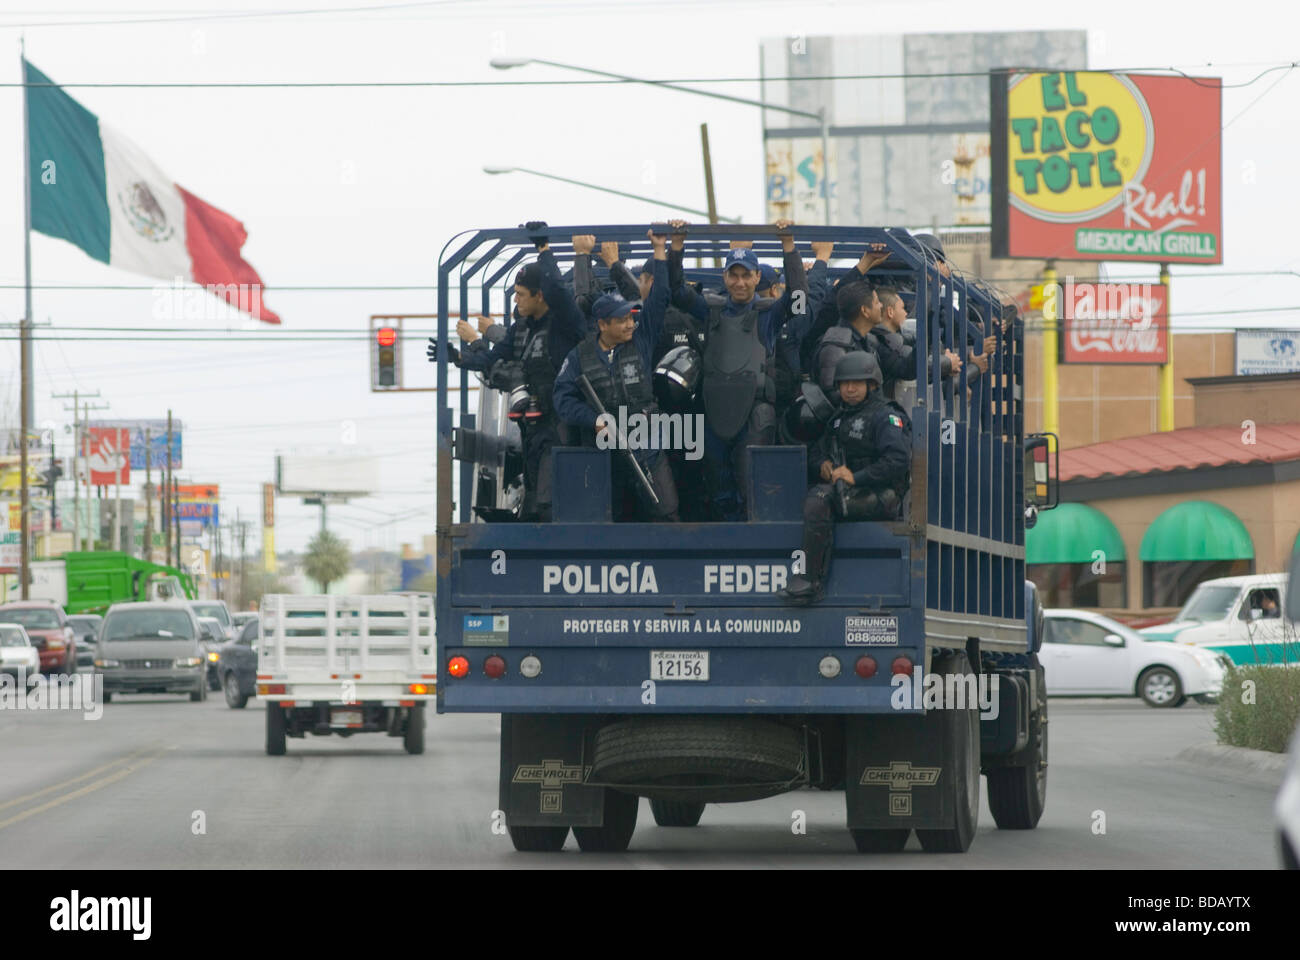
top-left (0, 747), bottom-right (160, 814)
top-left (0, 746), bottom-right (172, 831)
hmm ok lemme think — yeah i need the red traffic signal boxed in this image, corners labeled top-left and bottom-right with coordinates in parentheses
top-left (376, 326), bottom-right (397, 347)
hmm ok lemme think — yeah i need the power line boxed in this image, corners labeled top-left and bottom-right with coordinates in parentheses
top-left (5, 62), bottom-right (1294, 89)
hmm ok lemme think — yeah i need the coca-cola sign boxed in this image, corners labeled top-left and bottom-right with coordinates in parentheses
top-left (1061, 280), bottom-right (1168, 364)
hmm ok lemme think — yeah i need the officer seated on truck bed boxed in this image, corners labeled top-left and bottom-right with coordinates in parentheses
top-left (783, 351), bottom-right (911, 606)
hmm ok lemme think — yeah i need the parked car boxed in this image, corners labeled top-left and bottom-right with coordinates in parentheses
top-left (0, 601), bottom-right (77, 675)
top-left (94, 602), bottom-right (207, 703)
top-left (188, 600), bottom-right (234, 642)
top-left (218, 617), bottom-right (261, 708)
top-left (0, 623), bottom-right (40, 684)
top-left (1041, 609), bottom-right (1228, 707)
top-left (1139, 574), bottom-right (1297, 665)
top-left (68, 614), bottom-right (103, 669)
top-left (196, 616), bottom-right (226, 690)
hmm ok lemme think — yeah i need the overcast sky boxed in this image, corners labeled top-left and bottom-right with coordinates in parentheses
top-left (2, 0), bottom-right (1297, 555)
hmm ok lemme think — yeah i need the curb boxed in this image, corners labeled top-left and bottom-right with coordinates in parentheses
top-left (1177, 742), bottom-right (1290, 779)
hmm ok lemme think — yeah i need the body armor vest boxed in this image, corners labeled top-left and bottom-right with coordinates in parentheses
top-left (701, 297), bottom-right (773, 440)
top-left (512, 314), bottom-right (557, 412)
top-left (578, 335), bottom-right (656, 418)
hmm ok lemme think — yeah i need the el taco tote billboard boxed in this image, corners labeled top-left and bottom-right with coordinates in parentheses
top-left (991, 70), bottom-right (1222, 263)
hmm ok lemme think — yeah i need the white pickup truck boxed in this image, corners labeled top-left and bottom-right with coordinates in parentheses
top-left (257, 594), bottom-right (436, 755)
top-left (1139, 574), bottom-right (1299, 666)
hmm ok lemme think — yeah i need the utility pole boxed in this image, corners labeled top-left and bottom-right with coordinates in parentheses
top-left (700, 122), bottom-right (721, 269)
top-left (144, 428), bottom-right (153, 563)
top-left (237, 509), bottom-right (247, 610)
top-left (53, 390), bottom-right (104, 552)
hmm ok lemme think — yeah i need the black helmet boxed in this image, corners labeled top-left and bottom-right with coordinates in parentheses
top-left (654, 346), bottom-right (701, 411)
top-left (783, 381), bottom-right (835, 442)
top-left (833, 350), bottom-right (881, 386)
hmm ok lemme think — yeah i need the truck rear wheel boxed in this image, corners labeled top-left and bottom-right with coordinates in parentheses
top-left (508, 826), bottom-right (569, 852)
top-left (266, 704), bottom-right (287, 756)
top-left (650, 799), bottom-right (705, 827)
top-left (573, 789), bottom-right (639, 852)
top-left (916, 651), bottom-right (980, 854)
top-left (403, 704), bottom-right (425, 755)
top-left (988, 663), bottom-right (1048, 830)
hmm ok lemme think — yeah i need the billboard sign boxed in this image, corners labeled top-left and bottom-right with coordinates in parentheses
top-left (1061, 280), bottom-right (1168, 364)
top-left (174, 500), bottom-right (219, 528)
top-left (92, 420), bottom-right (183, 471)
top-left (1, 501), bottom-right (21, 571)
top-left (992, 71), bottom-right (1222, 263)
top-left (1235, 329), bottom-right (1300, 376)
top-left (85, 427), bottom-right (130, 485)
top-left (177, 483), bottom-right (219, 502)
top-left (276, 454), bottom-right (378, 497)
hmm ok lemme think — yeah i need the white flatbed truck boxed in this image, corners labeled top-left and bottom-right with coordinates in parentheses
top-left (258, 594), bottom-right (436, 755)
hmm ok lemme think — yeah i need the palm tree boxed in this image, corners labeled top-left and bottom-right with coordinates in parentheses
top-left (303, 530), bottom-right (351, 595)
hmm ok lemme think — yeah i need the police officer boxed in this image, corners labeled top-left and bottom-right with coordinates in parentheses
top-left (666, 219), bottom-right (810, 521)
top-left (571, 235), bottom-right (642, 325)
top-left (552, 230), bottom-right (678, 521)
top-left (783, 351), bottom-right (912, 605)
top-left (870, 285), bottom-right (961, 397)
top-left (436, 223), bottom-right (587, 522)
top-left (812, 281), bottom-right (888, 403)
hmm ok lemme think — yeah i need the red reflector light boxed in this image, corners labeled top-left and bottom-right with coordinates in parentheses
top-left (259, 683), bottom-right (286, 695)
top-left (399, 700), bottom-right (415, 707)
top-left (447, 656), bottom-right (469, 678)
top-left (409, 683), bottom-right (429, 695)
top-left (891, 657), bottom-right (914, 676)
top-left (855, 656), bottom-right (877, 679)
top-left (483, 655), bottom-right (506, 679)
top-left (376, 326), bottom-right (397, 347)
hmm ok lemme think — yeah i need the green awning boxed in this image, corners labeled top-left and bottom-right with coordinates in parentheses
top-left (1140, 501), bottom-right (1254, 562)
top-left (1026, 503), bottom-right (1126, 565)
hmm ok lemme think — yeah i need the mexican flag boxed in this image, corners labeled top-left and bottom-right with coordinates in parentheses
top-left (24, 59), bottom-right (280, 323)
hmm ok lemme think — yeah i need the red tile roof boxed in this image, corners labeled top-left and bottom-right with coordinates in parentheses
top-left (1060, 422), bottom-right (1300, 482)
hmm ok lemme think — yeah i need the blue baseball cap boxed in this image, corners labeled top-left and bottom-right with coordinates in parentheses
top-left (757, 264), bottom-right (782, 291)
top-left (723, 248), bottom-right (760, 272)
top-left (592, 294), bottom-right (636, 321)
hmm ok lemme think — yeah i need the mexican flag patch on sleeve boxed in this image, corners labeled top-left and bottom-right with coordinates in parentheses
top-left (888, 414), bottom-right (904, 428)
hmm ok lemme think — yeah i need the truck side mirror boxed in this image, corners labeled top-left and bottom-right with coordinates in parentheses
top-left (1024, 433), bottom-right (1059, 514)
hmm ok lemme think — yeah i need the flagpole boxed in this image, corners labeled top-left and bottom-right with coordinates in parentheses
top-left (19, 37), bottom-right (33, 599)
top-left (113, 429), bottom-right (122, 552)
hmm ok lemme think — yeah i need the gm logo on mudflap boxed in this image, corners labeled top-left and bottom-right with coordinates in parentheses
top-left (845, 615), bottom-right (898, 646)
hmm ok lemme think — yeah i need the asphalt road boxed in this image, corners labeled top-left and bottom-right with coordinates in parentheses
top-left (0, 691), bottom-right (1285, 868)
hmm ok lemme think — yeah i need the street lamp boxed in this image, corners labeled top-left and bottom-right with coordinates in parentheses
top-left (482, 166), bottom-right (742, 223)
top-left (490, 57), bottom-right (832, 225)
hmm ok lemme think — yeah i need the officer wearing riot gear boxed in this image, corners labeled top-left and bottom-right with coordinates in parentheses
top-left (552, 231), bottom-right (679, 522)
top-left (438, 223), bottom-right (586, 522)
top-left (783, 351), bottom-right (912, 606)
top-left (666, 219), bottom-right (810, 521)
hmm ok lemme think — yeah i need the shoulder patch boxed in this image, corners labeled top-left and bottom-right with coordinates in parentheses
top-left (888, 414), bottom-right (904, 428)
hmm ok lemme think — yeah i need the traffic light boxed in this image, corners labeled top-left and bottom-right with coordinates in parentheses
top-left (371, 318), bottom-right (402, 390)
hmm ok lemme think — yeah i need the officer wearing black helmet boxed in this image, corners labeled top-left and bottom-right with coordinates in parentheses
top-left (429, 222), bottom-right (586, 522)
top-left (552, 230), bottom-right (679, 522)
top-left (783, 350), bottom-right (912, 606)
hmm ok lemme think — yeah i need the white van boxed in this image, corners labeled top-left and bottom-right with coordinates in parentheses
top-left (1139, 574), bottom-right (1298, 666)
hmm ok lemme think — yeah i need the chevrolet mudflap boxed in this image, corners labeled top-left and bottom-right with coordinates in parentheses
top-left (434, 224), bottom-right (1056, 853)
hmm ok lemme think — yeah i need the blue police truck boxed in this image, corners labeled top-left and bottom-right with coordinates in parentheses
top-left (434, 224), bottom-right (1056, 853)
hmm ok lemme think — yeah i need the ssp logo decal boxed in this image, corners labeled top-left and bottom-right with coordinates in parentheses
top-left (1007, 71), bottom-right (1153, 224)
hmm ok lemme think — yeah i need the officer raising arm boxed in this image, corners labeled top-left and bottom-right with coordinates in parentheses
top-left (552, 229), bottom-right (677, 522)
top-left (783, 351), bottom-right (912, 606)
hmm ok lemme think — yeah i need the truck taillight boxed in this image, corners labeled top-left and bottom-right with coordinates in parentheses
top-left (519, 655), bottom-right (541, 678)
top-left (818, 656), bottom-right (841, 679)
top-left (483, 655), bottom-right (506, 679)
top-left (259, 683), bottom-right (286, 695)
top-left (447, 656), bottom-right (469, 678)
top-left (891, 657), bottom-right (913, 676)
top-left (855, 656), bottom-right (877, 679)
top-left (409, 682), bottom-right (430, 695)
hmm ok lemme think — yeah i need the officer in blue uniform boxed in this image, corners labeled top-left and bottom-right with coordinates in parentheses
top-left (783, 351), bottom-right (912, 605)
top-left (552, 230), bottom-right (678, 521)
top-left (666, 220), bottom-right (811, 521)
top-left (434, 223), bottom-right (586, 522)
